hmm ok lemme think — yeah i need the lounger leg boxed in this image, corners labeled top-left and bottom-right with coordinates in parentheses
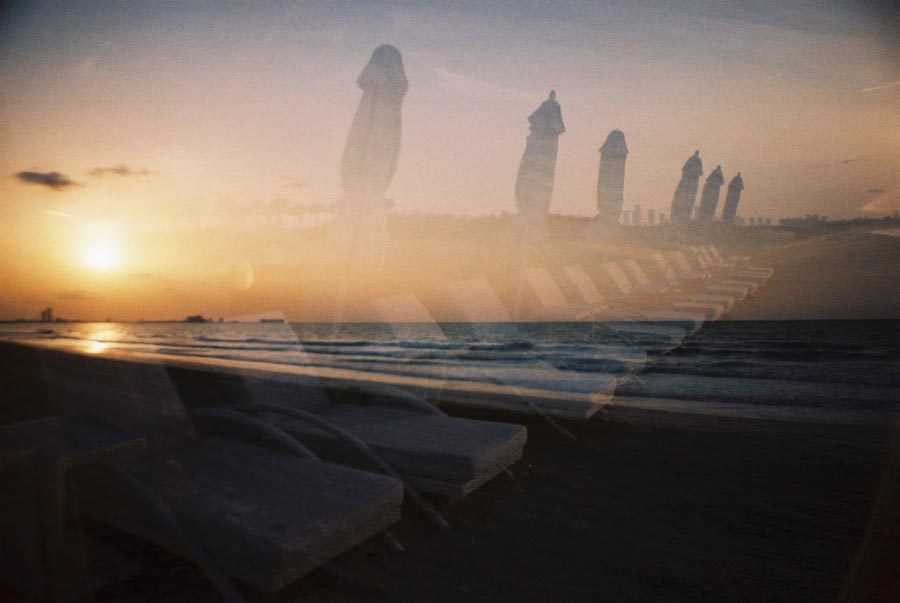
top-left (189, 408), bottom-right (320, 461)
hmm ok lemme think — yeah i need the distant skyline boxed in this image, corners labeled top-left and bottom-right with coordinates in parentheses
top-left (0, 0), bottom-right (897, 319)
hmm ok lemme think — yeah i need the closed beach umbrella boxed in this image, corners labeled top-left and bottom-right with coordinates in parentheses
top-left (721, 172), bottom-right (744, 224)
top-left (695, 165), bottom-right (725, 222)
top-left (670, 150), bottom-right (703, 224)
top-left (515, 91), bottom-right (566, 221)
top-left (332, 44), bottom-right (408, 275)
top-left (340, 44), bottom-right (408, 204)
top-left (596, 129), bottom-right (629, 224)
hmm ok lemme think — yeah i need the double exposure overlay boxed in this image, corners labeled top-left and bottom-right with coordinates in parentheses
top-left (1, 2), bottom-right (898, 602)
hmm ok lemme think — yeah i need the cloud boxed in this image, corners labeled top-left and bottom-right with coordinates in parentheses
top-left (283, 178), bottom-right (306, 189)
top-left (867, 188), bottom-right (884, 195)
top-left (43, 209), bottom-right (74, 221)
top-left (434, 67), bottom-right (541, 104)
top-left (861, 80), bottom-right (900, 93)
top-left (15, 171), bottom-right (77, 190)
top-left (58, 290), bottom-right (99, 301)
top-left (89, 164), bottom-right (151, 177)
top-left (839, 157), bottom-right (867, 165)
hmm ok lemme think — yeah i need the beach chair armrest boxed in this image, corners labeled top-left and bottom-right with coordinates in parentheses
top-left (231, 403), bottom-right (450, 530)
top-left (359, 384), bottom-right (447, 416)
top-left (189, 408), bottom-right (320, 461)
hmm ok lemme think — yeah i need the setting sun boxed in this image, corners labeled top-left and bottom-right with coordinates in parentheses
top-left (83, 244), bottom-right (119, 271)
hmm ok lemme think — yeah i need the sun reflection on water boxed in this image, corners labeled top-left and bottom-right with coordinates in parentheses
top-left (81, 324), bottom-right (124, 354)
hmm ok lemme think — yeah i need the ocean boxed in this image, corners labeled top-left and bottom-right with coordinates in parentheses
top-left (1, 320), bottom-right (897, 417)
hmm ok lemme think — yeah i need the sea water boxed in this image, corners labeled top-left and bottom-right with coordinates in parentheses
top-left (1, 320), bottom-right (897, 415)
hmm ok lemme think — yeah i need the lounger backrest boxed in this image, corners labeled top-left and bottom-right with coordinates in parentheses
top-left (562, 266), bottom-right (604, 305)
top-left (622, 259), bottom-right (652, 287)
top-left (707, 245), bottom-right (724, 262)
top-left (3, 343), bottom-right (195, 452)
top-left (690, 247), bottom-right (709, 268)
top-left (444, 277), bottom-right (512, 322)
top-left (602, 262), bottom-right (633, 295)
top-left (650, 253), bottom-right (678, 282)
top-left (524, 268), bottom-right (570, 309)
top-left (669, 252), bottom-right (694, 274)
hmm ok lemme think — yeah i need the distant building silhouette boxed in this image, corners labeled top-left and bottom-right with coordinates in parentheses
top-left (633, 204), bottom-right (642, 226)
top-left (647, 208), bottom-right (656, 225)
top-left (670, 150), bottom-right (703, 224)
top-left (695, 165), bottom-right (725, 222)
top-left (40, 307), bottom-right (52, 322)
top-left (515, 91), bottom-right (565, 223)
top-left (780, 214), bottom-right (832, 227)
top-left (596, 130), bottom-right (628, 224)
top-left (721, 172), bottom-right (744, 224)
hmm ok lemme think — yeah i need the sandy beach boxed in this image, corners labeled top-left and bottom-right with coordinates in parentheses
top-left (727, 230), bottom-right (900, 320)
top-left (2, 229), bottom-right (897, 602)
top-left (88, 408), bottom-right (898, 603)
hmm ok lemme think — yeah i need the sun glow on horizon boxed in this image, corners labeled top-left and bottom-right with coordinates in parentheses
top-left (83, 243), bottom-right (120, 272)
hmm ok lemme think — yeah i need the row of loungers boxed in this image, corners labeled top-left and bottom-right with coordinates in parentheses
top-left (367, 243), bottom-right (772, 418)
top-left (0, 243), bottom-right (771, 600)
top-left (516, 244), bottom-right (771, 331)
top-left (0, 340), bottom-right (527, 600)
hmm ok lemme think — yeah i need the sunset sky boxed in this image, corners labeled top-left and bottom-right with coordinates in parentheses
top-left (1, 1), bottom-right (897, 320)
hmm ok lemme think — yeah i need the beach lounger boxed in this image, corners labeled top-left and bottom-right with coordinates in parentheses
top-left (504, 268), bottom-right (693, 347)
top-left (683, 245), bottom-right (769, 287)
top-left (163, 364), bottom-right (528, 497)
top-left (0, 341), bottom-right (403, 597)
top-left (705, 244), bottom-right (774, 277)
top-left (598, 262), bottom-right (720, 324)
top-left (620, 259), bottom-right (736, 314)
top-left (520, 268), bottom-right (599, 320)
top-left (655, 252), bottom-right (752, 299)
top-left (688, 246), bottom-right (769, 286)
top-left (694, 252), bottom-right (769, 293)
top-left (700, 245), bottom-right (774, 280)
top-left (646, 253), bottom-right (747, 305)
